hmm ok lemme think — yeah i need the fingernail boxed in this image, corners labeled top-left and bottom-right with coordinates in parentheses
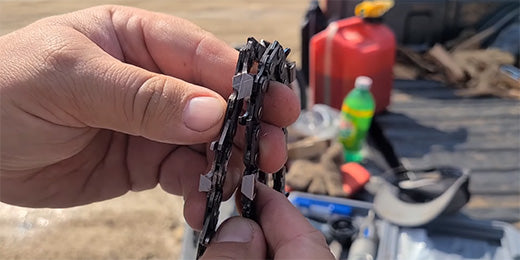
top-left (183, 96), bottom-right (224, 132)
top-left (214, 218), bottom-right (253, 243)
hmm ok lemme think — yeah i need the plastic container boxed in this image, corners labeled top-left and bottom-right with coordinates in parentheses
top-left (289, 104), bottom-right (340, 140)
top-left (309, 15), bottom-right (395, 113)
top-left (285, 191), bottom-right (520, 260)
top-left (338, 76), bottom-right (375, 162)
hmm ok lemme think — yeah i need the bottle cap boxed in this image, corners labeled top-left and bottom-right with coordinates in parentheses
top-left (355, 76), bottom-right (373, 90)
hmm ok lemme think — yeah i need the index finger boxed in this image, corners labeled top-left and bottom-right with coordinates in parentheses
top-left (255, 184), bottom-right (334, 259)
top-left (89, 5), bottom-right (299, 126)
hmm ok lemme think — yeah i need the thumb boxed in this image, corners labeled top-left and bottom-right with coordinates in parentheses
top-left (201, 217), bottom-right (266, 260)
top-left (69, 52), bottom-right (227, 144)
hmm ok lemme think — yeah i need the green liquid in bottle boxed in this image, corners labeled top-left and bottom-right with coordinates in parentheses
top-left (338, 76), bottom-right (375, 162)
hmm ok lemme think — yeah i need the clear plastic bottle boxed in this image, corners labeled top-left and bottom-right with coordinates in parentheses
top-left (338, 76), bottom-right (375, 162)
top-left (290, 104), bottom-right (340, 140)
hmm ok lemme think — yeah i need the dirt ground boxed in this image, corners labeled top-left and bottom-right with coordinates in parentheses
top-left (0, 1), bottom-right (308, 259)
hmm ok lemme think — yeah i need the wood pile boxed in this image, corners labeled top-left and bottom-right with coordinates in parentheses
top-left (394, 45), bottom-right (519, 99)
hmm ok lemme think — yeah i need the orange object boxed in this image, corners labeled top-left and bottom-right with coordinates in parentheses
top-left (309, 17), bottom-right (396, 113)
top-left (340, 162), bottom-right (371, 195)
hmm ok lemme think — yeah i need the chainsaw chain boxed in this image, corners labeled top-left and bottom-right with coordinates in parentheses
top-left (196, 37), bottom-right (295, 258)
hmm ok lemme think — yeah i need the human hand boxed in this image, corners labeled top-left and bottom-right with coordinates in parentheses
top-left (201, 184), bottom-right (334, 259)
top-left (0, 5), bottom-right (300, 230)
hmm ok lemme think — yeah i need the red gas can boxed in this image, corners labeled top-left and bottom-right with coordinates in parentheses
top-left (309, 17), bottom-right (395, 113)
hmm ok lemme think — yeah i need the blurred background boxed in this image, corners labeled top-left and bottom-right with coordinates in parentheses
top-left (0, 1), bottom-right (308, 259)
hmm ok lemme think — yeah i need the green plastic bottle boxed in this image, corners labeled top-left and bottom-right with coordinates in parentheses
top-left (338, 76), bottom-right (375, 162)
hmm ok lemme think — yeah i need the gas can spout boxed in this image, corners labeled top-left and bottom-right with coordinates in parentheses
top-left (355, 0), bottom-right (394, 19)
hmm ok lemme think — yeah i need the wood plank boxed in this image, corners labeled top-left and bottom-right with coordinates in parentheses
top-left (385, 106), bottom-right (520, 120)
top-left (401, 152), bottom-right (519, 172)
top-left (381, 134), bottom-right (520, 151)
top-left (463, 208), bottom-right (520, 224)
top-left (390, 96), bottom-right (519, 108)
top-left (391, 79), bottom-right (520, 102)
top-left (428, 44), bottom-right (466, 83)
top-left (378, 116), bottom-right (520, 133)
top-left (463, 195), bottom-right (520, 223)
top-left (469, 171), bottom-right (520, 195)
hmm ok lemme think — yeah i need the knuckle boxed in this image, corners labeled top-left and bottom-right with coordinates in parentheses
top-left (134, 75), bottom-right (167, 131)
top-left (191, 31), bottom-right (210, 85)
top-left (132, 75), bottom-right (183, 138)
top-left (40, 34), bottom-right (79, 75)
